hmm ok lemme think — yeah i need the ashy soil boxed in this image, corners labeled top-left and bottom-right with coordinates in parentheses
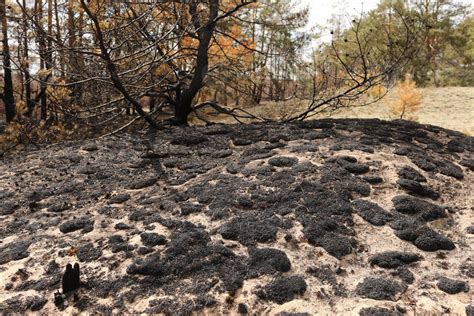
top-left (0, 119), bottom-right (472, 315)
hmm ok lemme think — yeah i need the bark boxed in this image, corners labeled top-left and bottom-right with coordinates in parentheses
top-left (1, 0), bottom-right (16, 122)
top-left (223, 83), bottom-right (228, 106)
top-left (22, 0), bottom-right (34, 116)
top-left (67, 1), bottom-right (76, 78)
top-left (47, 0), bottom-right (55, 120)
top-left (174, 0), bottom-right (219, 126)
top-left (67, 2), bottom-right (84, 103)
top-left (54, 0), bottom-right (65, 78)
top-left (35, 0), bottom-right (48, 120)
top-left (47, 0), bottom-right (53, 69)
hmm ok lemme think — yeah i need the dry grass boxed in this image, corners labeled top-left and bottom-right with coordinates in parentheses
top-left (329, 87), bottom-right (474, 135)
top-left (191, 87), bottom-right (474, 135)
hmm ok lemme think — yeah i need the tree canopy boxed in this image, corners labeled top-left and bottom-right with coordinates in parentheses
top-left (0, 0), bottom-right (472, 151)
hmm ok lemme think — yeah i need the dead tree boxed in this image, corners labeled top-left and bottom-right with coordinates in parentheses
top-left (1, 0), bottom-right (16, 123)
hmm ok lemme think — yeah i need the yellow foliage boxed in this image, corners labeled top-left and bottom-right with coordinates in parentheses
top-left (0, 122), bottom-right (22, 145)
top-left (15, 101), bottom-right (28, 116)
top-left (0, 112), bottom-right (81, 155)
top-left (98, 19), bottom-right (110, 29)
top-left (153, 63), bottom-right (174, 79)
top-left (368, 83), bottom-right (386, 99)
top-left (47, 80), bottom-right (71, 104)
top-left (389, 74), bottom-right (423, 120)
top-left (37, 68), bottom-right (53, 80)
top-left (210, 24), bottom-right (255, 65)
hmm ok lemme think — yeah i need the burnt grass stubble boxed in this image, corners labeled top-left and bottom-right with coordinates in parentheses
top-left (0, 119), bottom-right (472, 314)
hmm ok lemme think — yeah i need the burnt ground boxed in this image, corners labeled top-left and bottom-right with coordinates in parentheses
top-left (0, 119), bottom-right (472, 315)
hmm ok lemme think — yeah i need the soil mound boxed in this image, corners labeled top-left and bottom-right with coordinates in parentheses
top-left (0, 119), bottom-right (472, 314)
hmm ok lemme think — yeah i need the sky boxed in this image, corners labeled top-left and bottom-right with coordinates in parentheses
top-left (298, 0), bottom-right (382, 44)
top-left (298, 0), bottom-right (474, 43)
top-left (300, 0), bottom-right (381, 27)
top-left (300, 0), bottom-right (474, 28)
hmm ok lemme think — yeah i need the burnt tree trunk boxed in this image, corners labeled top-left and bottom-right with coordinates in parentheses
top-left (1, 0), bottom-right (16, 123)
top-left (35, 0), bottom-right (48, 120)
top-left (174, 0), bottom-right (219, 126)
top-left (22, 0), bottom-right (34, 116)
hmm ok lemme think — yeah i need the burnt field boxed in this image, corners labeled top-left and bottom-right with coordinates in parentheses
top-left (0, 119), bottom-right (473, 314)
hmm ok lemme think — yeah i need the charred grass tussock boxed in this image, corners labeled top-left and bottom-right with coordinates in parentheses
top-left (0, 119), bottom-right (472, 314)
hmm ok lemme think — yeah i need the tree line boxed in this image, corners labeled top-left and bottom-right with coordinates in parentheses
top-left (0, 0), bottom-right (472, 148)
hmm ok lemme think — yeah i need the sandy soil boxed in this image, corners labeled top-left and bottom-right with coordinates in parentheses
top-left (0, 119), bottom-right (472, 315)
top-left (331, 87), bottom-right (474, 135)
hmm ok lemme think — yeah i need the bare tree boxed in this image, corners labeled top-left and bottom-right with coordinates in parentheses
top-left (284, 9), bottom-right (422, 121)
top-left (6, 0), bottom-right (422, 137)
top-left (71, 0), bottom-right (257, 128)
